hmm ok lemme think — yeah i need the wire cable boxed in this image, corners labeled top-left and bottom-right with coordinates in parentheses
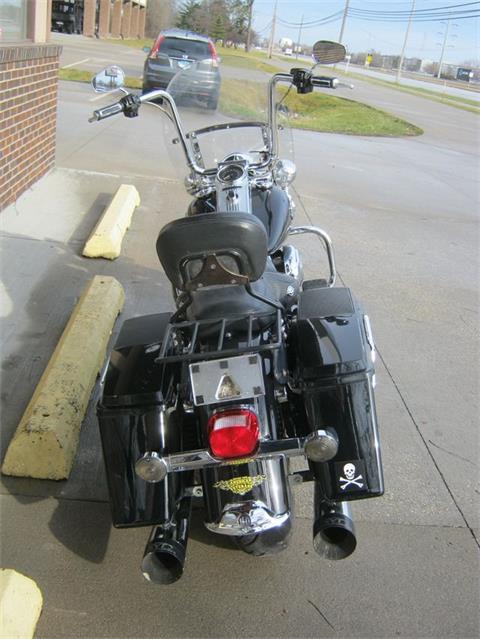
top-left (276, 10), bottom-right (344, 28)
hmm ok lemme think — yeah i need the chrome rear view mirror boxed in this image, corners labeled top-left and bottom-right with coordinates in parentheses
top-left (312, 41), bottom-right (346, 65)
top-left (92, 65), bottom-right (126, 93)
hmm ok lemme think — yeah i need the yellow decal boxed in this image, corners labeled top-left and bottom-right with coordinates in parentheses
top-left (213, 475), bottom-right (266, 495)
top-left (226, 457), bottom-right (254, 466)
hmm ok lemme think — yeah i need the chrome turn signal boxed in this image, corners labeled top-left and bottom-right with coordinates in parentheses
top-left (135, 452), bottom-right (168, 483)
top-left (304, 430), bottom-right (339, 462)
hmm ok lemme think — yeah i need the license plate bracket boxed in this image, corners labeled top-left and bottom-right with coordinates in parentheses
top-left (189, 354), bottom-right (265, 406)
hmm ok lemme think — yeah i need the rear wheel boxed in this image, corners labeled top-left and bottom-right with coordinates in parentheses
top-left (206, 92), bottom-right (219, 111)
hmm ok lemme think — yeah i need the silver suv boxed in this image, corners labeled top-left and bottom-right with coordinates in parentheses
top-left (143, 29), bottom-right (221, 110)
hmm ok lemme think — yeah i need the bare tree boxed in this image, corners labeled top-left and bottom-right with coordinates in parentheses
top-left (146, 0), bottom-right (176, 38)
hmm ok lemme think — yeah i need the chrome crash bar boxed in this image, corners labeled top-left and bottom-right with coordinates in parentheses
top-left (288, 225), bottom-right (336, 287)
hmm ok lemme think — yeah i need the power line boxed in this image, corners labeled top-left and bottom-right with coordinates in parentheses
top-left (347, 13), bottom-right (480, 22)
top-left (278, 16), bottom-right (342, 30)
top-left (348, 1), bottom-right (480, 21)
top-left (349, 1), bottom-right (479, 13)
top-left (277, 10), bottom-right (344, 28)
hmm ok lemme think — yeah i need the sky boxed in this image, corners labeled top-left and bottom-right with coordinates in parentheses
top-left (252, 1), bottom-right (480, 65)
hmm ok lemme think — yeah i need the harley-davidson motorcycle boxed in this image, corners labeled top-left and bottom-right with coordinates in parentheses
top-left (90, 40), bottom-right (384, 584)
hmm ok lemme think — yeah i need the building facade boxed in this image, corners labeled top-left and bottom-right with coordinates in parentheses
top-left (1, 1), bottom-right (61, 211)
top-left (49, 0), bottom-right (147, 39)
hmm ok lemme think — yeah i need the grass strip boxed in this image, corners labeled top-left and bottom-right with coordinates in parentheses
top-left (59, 67), bottom-right (142, 89)
top-left (217, 46), bottom-right (282, 74)
top-left (219, 78), bottom-right (423, 137)
top-left (59, 67), bottom-right (423, 136)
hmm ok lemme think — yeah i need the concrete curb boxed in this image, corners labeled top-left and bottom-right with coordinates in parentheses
top-left (1, 276), bottom-right (125, 480)
top-left (0, 569), bottom-right (43, 639)
top-left (82, 184), bottom-right (140, 259)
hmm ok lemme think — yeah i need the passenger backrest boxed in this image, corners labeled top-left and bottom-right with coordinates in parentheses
top-left (156, 212), bottom-right (268, 292)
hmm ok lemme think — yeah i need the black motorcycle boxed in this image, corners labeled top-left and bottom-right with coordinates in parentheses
top-left (90, 40), bottom-right (384, 584)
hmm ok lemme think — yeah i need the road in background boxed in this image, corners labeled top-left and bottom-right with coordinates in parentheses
top-left (278, 51), bottom-right (480, 101)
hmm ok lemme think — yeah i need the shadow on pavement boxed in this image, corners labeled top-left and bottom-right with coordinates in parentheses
top-left (48, 498), bottom-right (112, 563)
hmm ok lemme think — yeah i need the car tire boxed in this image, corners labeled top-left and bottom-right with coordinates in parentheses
top-left (206, 93), bottom-right (219, 111)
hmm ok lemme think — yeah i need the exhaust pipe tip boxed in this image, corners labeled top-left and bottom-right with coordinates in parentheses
top-left (141, 539), bottom-right (186, 585)
top-left (313, 499), bottom-right (357, 560)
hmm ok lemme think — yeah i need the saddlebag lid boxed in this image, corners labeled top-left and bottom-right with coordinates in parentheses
top-left (295, 286), bottom-right (370, 380)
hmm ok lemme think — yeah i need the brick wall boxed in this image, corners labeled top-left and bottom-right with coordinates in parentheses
top-left (0, 44), bottom-right (62, 211)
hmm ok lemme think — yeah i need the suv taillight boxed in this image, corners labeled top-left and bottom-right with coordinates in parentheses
top-left (208, 409), bottom-right (259, 459)
top-left (208, 41), bottom-right (219, 64)
top-left (150, 34), bottom-right (165, 58)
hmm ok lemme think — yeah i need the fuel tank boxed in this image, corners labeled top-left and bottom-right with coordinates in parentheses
top-left (188, 186), bottom-right (292, 254)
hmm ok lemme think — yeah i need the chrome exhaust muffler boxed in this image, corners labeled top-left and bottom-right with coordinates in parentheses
top-left (141, 498), bottom-right (191, 584)
top-left (313, 483), bottom-right (356, 560)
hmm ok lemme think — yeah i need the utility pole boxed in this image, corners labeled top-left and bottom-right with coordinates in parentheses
top-left (268, 0), bottom-right (278, 59)
top-left (396, 0), bottom-right (416, 83)
top-left (437, 19), bottom-right (450, 79)
top-left (245, 0), bottom-right (254, 53)
top-left (296, 14), bottom-right (304, 59)
top-left (338, 0), bottom-right (350, 45)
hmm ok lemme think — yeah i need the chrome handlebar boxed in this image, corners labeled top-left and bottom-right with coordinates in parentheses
top-left (89, 73), bottom-right (342, 176)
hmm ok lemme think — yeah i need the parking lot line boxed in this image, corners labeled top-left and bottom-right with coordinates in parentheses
top-left (61, 57), bottom-right (90, 69)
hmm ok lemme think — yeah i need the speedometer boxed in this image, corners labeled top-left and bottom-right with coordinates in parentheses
top-left (217, 164), bottom-right (245, 184)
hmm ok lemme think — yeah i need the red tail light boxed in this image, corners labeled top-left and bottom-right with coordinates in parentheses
top-left (208, 409), bottom-right (259, 459)
top-left (208, 41), bottom-right (218, 61)
top-left (149, 34), bottom-right (165, 58)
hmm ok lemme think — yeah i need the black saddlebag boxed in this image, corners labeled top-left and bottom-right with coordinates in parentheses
top-left (294, 285), bottom-right (384, 501)
top-left (97, 313), bottom-right (184, 527)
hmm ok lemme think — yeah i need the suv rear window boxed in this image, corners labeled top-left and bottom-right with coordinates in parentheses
top-left (160, 37), bottom-right (210, 60)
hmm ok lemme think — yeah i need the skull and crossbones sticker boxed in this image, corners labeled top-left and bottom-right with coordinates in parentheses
top-left (336, 461), bottom-right (366, 492)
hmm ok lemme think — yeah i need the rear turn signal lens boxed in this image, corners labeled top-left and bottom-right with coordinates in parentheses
top-left (208, 409), bottom-right (259, 459)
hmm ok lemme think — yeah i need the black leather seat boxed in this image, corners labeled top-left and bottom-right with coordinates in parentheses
top-left (156, 212), bottom-right (298, 322)
top-left (186, 262), bottom-right (299, 322)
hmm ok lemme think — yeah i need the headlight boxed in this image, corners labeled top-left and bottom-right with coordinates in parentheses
top-left (273, 159), bottom-right (296, 187)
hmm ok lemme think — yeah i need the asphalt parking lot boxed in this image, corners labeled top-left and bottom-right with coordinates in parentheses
top-left (1, 35), bottom-right (479, 638)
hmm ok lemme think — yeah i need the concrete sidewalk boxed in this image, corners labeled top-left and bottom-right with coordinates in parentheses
top-left (1, 163), bottom-right (478, 638)
top-left (0, 65), bottom-right (478, 636)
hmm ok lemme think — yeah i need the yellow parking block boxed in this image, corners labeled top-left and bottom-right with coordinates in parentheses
top-left (0, 569), bottom-right (43, 639)
top-left (82, 184), bottom-right (140, 259)
top-left (1, 276), bottom-right (124, 480)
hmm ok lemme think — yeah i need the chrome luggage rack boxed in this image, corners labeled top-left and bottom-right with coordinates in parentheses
top-left (155, 310), bottom-right (282, 365)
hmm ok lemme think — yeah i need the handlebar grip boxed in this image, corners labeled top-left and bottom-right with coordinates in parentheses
top-left (312, 76), bottom-right (339, 89)
top-left (89, 101), bottom-right (124, 123)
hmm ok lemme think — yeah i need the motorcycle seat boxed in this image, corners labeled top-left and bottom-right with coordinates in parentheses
top-left (186, 265), bottom-right (299, 322)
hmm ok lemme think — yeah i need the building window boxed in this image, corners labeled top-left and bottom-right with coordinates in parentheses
top-left (0, 0), bottom-right (27, 42)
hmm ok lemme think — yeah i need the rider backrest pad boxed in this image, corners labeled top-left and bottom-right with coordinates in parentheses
top-left (156, 212), bottom-right (268, 291)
